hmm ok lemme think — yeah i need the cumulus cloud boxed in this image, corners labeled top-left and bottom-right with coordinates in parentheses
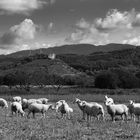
top-left (123, 36), bottom-right (140, 46)
top-left (66, 18), bottom-right (109, 45)
top-left (0, 0), bottom-right (55, 15)
top-left (66, 9), bottom-right (140, 45)
top-left (0, 19), bottom-right (37, 46)
top-left (95, 9), bottom-right (140, 30)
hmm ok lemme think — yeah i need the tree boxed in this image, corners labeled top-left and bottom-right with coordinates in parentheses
top-left (3, 73), bottom-right (16, 89)
top-left (95, 71), bottom-right (118, 89)
top-left (112, 68), bottom-right (140, 89)
top-left (14, 70), bottom-right (32, 91)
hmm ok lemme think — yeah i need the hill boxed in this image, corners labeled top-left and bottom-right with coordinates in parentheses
top-left (57, 47), bottom-right (140, 73)
top-left (0, 54), bottom-right (83, 77)
top-left (6, 43), bottom-right (137, 58)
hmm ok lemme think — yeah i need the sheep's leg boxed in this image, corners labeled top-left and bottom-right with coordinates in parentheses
top-left (102, 114), bottom-right (105, 121)
top-left (61, 113), bottom-right (64, 119)
top-left (137, 115), bottom-right (139, 122)
top-left (33, 112), bottom-right (35, 118)
top-left (42, 112), bottom-right (45, 118)
top-left (124, 113), bottom-right (128, 122)
top-left (121, 114), bottom-right (124, 121)
top-left (87, 115), bottom-right (90, 122)
top-left (111, 115), bottom-right (115, 122)
top-left (133, 115), bottom-right (136, 122)
top-left (96, 115), bottom-right (99, 121)
top-left (82, 112), bottom-right (86, 120)
top-left (67, 112), bottom-right (70, 119)
top-left (27, 111), bottom-right (31, 119)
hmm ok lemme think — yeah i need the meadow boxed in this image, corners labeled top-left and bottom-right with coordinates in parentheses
top-left (0, 87), bottom-right (140, 140)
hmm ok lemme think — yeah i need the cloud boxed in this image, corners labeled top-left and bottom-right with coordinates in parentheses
top-left (66, 18), bottom-right (109, 45)
top-left (0, 0), bottom-right (55, 15)
top-left (95, 9), bottom-right (140, 30)
top-left (66, 9), bottom-right (140, 45)
top-left (0, 19), bottom-right (37, 46)
top-left (123, 36), bottom-right (140, 46)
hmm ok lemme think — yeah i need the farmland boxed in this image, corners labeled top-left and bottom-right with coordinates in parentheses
top-left (0, 87), bottom-right (140, 139)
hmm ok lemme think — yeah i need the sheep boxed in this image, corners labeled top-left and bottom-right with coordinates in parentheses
top-left (22, 98), bottom-right (42, 110)
top-left (0, 98), bottom-right (8, 108)
top-left (128, 100), bottom-right (140, 122)
top-left (55, 100), bottom-right (73, 119)
top-left (127, 100), bottom-right (135, 120)
top-left (13, 96), bottom-right (22, 104)
top-left (74, 98), bottom-right (86, 120)
top-left (105, 97), bottom-right (128, 122)
top-left (27, 103), bottom-right (53, 118)
top-left (11, 102), bottom-right (25, 117)
top-left (81, 101), bottom-right (104, 121)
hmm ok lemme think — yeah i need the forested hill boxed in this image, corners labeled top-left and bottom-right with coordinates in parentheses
top-left (2, 43), bottom-right (137, 58)
top-left (57, 47), bottom-right (140, 72)
top-left (0, 45), bottom-right (140, 88)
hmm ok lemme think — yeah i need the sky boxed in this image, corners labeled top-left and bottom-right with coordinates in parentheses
top-left (0, 0), bottom-right (140, 54)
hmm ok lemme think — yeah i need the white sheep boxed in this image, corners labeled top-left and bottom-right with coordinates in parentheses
top-left (74, 98), bottom-right (86, 120)
top-left (27, 103), bottom-right (53, 118)
top-left (55, 100), bottom-right (73, 119)
top-left (11, 102), bottom-right (25, 117)
top-left (13, 96), bottom-right (22, 103)
top-left (0, 98), bottom-right (8, 108)
top-left (22, 98), bottom-right (42, 110)
top-left (105, 97), bottom-right (128, 122)
top-left (128, 100), bottom-right (140, 122)
top-left (81, 101), bottom-right (104, 121)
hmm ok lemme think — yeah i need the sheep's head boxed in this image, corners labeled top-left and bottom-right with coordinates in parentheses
top-left (74, 98), bottom-right (81, 104)
top-left (80, 101), bottom-right (87, 108)
top-left (54, 100), bottom-right (65, 110)
top-left (104, 95), bottom-right (114, 105)
top-left (129, 100), bottom-right (134, 105)
top-left (105, 98), bottom-right (114, 106)
top-left (21, 111), bottom-right (25, 117)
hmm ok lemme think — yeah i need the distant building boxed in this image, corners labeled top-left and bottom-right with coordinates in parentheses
top-left (48, 53), bottom-right (56, 60)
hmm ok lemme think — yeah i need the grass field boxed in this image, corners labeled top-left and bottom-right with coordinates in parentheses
top-left (0, 87), bottom-right (140, 140)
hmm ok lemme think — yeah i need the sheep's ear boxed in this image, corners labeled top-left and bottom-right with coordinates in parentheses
top-left (105, 95), bottom-right (108, 99)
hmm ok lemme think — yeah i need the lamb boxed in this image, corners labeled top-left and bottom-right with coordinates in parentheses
top-left (27, 103), bottom-right (53, 118)
top-left (105, 97), bottom-right (128, 122)
top-left (128, 100), bottom-right (140, 122)
top-left (13, 96), bottom-right (22, 104)
top-left (81, 101), bottom-right (104, 121)
top-left (55, 100), bottom-right (73, 119)
top-left (74, 98), bottom-right (86, 120)
top-left (11, 102), bottom-right (25, 117)
top-left (0, 98), bottom-right (8, 108)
